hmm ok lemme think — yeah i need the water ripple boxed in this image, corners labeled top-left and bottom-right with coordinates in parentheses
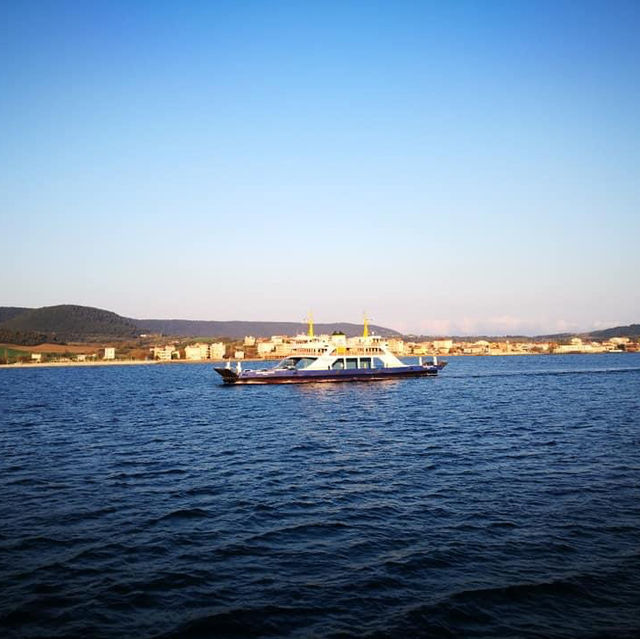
top-left (1, 354), bottom-right (639, 638)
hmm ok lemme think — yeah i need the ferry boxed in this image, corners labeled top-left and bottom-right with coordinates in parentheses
top-left (214, 316), bottom-right (446, 385)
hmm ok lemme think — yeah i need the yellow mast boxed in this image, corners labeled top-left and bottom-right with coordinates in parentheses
top-left (307, 312), bottom-right (314, 338)
top-left (363, 312), bottom-right (369, 338)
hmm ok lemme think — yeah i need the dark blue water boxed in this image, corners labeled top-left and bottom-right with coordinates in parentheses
top-left (2, 354), bottom-right (640, 638)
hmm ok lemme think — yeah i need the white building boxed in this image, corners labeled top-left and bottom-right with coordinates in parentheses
top-left (432, 339), bottom-right (453, 353)
top-left (234, 350), bottom-right (245, 359)
top-left (209, 342), bottom-right (226, 360)
top-left (257, 341), bottom-right (275, 357)
top-left (387, 338), bottom-right (406, 355)
top-left (184, 343), bottom-right (210, 360)
top-left (555, 340), bottom-right (606, 354)
top-left (463, 340), bottom-right (490, 355)
top-left (152, 345), bottom-right (177, 360)
top-left (243, 336), bottom-right (256, 346)
top-left (103, 347), bottom-right (115, 360)
top-left (274, 342), bottom-right (293, 357)
top-left (411, 343), bottom-right (430, 355)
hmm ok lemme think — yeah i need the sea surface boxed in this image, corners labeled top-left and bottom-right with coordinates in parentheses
top-left (1, 354), bottom-right (640, 638)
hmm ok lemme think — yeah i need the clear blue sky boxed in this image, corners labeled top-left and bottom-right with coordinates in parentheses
top-left (1, 0), bottom-right (638, 335)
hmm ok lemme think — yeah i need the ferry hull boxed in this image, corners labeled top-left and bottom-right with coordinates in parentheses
top-left (214, 363), bottom-right (446, 385)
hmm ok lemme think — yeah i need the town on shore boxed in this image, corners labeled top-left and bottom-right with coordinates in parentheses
top-left (2, 331), bottom-right (638, 366)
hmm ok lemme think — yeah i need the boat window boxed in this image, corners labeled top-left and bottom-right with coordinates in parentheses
top-left (295, 358), bottom-right (315, 369)
top-left (331, 358), bottom-right (345, 369)
top-left (346, 358), bottom-right (358, 369)
top-left (360, 358), bottom-right (371, 369)
top-left (373, 357), bottom-right (386, 368)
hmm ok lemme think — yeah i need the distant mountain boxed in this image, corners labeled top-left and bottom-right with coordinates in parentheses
top-left (133, 318), bottom-right (400, 339)
top-left (585, 324), bottom-right (640, 340)
top-left (0, 305), bottom-right (139, 342)
top-left (0, 305), bottom-right (400, 342)
top-left (1, 305), bottom-right (636, 343)
top-left (537, 324), bottom-right (640, 341)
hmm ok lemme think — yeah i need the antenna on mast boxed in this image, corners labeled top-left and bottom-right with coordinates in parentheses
top-left (363, 312), bottom-right (369, 338)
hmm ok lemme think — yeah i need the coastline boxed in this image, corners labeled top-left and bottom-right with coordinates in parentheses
top-left (1, 351), bottom-right (634, 370)
top-left (0, 359), bottom-right (225, 370)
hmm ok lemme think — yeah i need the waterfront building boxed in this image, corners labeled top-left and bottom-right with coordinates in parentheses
top-left (257, 341), bottom-right (276, 357)
top-left (554, 338), bottom-right (607, 354)
top-left (209, 342), bottom-right (226, 360)
top-left (151, 345), bottom-right (177, 360)
top-left (185, 343), bottom-right (210, 360)
top-left (411, 343), bottom-right (430, 355)
top-left (274, 342), bottom-right (293, 357)
top-left (387, 338), bottom-right (406, 355)
top-left (433, 339), bottom-right (453, 353)
top-left (103, 347), bottom-right (115, 360)
top-left (463, 340), bottom-right (491, 355)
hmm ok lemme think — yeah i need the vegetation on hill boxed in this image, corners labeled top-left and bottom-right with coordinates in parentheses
top-left (0, 328), bottom-right (59, 346)
top-left (0, 305), bottom-right (399, 342)
top-left (133, 319), bottom-right (400, 339)
top-left (538, 324), bottom-right (640, 341)
top-left (586, 324), bottom-right (640, 339)
top-left (0, 305), bottom-right (140, 342)
top-left (0, 304), bottom-right (637, 343)
top-left (0, 307), bottom-right (30, 323)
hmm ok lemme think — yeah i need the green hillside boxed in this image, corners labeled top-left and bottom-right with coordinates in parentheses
top-left (1, 304), bottom-right (636, 343)
top-left (134, 318), bottom-right (400, 338)
top-left (586, 324), bottom-right (640, 339)
top-left (0, 305), bottom-right (400, 342)
top-left (0, 307), bottom-right (30, 323)
top-left (0, 305), bottom-right (140, 342)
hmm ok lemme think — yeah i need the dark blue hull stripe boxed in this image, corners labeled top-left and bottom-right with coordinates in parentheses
top-left (214, 364), bottom-right (445, 385)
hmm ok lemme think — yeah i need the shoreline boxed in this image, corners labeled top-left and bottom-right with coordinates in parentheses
top-left (1, 351), bottom-right (635, 370)
top-left (0, 359), bottom-right (224, 370)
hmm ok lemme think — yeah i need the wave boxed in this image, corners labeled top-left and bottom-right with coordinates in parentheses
top-left (447, 367), bottom-right (640, 380)
top-left (152, 508), bottom-right (211, 523)
top-left (155, 604), bottom-right (328, 639)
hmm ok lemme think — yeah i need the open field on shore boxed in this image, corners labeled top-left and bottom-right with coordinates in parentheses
top-left (0, 342), bottom-right (107, 354)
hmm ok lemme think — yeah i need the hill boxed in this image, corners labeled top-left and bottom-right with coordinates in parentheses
top-left (0, 305), bottom-right (140, 342)
top-left (0, 307), bottom-right (30, 323)
top-left (0, 305), bottom-right (400, 342)
top-left (538, 324), bottom-right (640, 341)
top-left (585, 324), bottom-right (640, 340)
top-left (133, 318), bottom-right (400, 339)
top-left (1, 305), bottom-right (636, 342)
